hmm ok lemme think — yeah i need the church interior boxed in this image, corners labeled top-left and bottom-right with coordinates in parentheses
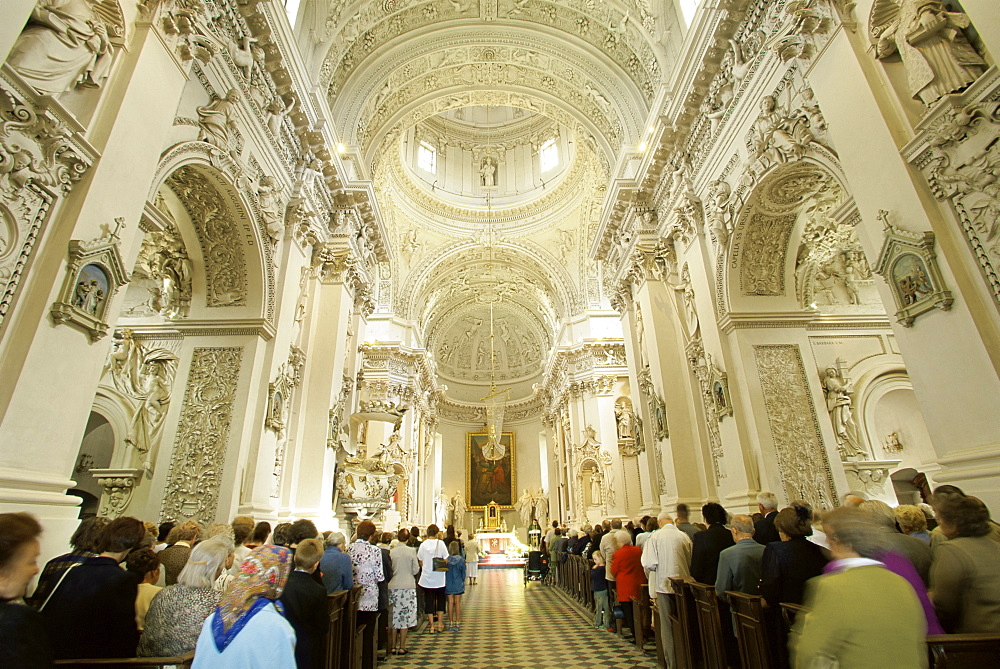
top-left (1, 0), bottom-right (998, 568)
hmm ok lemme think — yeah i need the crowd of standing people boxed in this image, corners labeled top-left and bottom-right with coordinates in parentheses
top-left (541, 485), bottom-right (1000, 669)
top-left (0, 512), bottom-right (481, 668)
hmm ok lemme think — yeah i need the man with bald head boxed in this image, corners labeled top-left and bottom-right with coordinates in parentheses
top-left (715, 514), bottom-right (766, 600)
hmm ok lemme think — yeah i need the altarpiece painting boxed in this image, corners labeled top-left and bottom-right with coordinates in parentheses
top-left (466, 431), bottom-right (515, 508)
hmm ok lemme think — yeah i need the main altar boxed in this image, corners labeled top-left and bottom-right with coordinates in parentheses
top-left (476, 500), bottom-right (516, 554)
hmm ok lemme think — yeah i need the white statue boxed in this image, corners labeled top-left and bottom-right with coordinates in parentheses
top-left (514, 488), bottom-right (534, 529)
top-left (436, 488), bottom-right (453, 527)
top-left (480, 157), bottom-right (496, 187)
top-left (154, 239), bottom-right (192, 320)
top-left (615, 405), bottom-right (633, 440)
top-left (7, 0), bottom-right (113, 95)
top-left (705, 180), bottom-right (732, 249)
top-left (197, 89), bottom-right (241, 154)
top-left (590, 473), bottom-right (602, 506)
top-left (751, 95), bottom-right (814, 164)
top-left (257, 176), bottom-right (285, 245)
top-left (533, 488), bottom-right (549, 524)
top-left (872, 0), bottom-right (986, 106)
top-left (265, 95), bottom-right (296, 135)
top-left (823, 366), bottom-right (867, 459)
top-left (452, 491), bottom-right (468, 527)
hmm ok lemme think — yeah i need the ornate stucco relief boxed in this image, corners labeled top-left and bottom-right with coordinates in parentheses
top-left (753, 344), bottom-right (837, 509)
top-left (904, 83), bottom-right (1000, 304)
top-left (161, 346), bottom-right (244, 523)
top-left (166, 166), bottom-right (248, 308)
top-left (0, 70), bottom-right (94, 333)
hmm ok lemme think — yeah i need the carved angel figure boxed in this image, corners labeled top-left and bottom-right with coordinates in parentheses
top-left (871, 0), bottom-right (986, 106)
top-left (8, 0), bottom-right (113, 95)
top-left (257, 176), bottom-right (286, 245)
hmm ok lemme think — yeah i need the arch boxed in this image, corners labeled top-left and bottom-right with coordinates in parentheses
top-left (857, 370), bottom-right (937, 469)
top-left (146, 144), bottom-right (274, 323)
top-left (723, 157), bottom-right (860, 316)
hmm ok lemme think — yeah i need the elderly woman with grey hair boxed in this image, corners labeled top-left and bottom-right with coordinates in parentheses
top-left (320, 531), bottom-right (353, 593)
top-left (138, 535), bottom-right (232, 657)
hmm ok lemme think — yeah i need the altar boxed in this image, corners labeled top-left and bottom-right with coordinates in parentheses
top-left (477, 531), bottom-right (517, 554)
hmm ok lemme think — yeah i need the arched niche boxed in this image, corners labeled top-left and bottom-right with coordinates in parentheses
top-left (71, 411), bottom-right (117, 510)
top-left (725, 159), bottom-right (882, 317)
top-left (140, 147), bottom-right (274, 323)
top-left (858, 371), bottom-right (937, 471)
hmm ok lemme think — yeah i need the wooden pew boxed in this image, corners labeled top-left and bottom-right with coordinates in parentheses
top-left (324, 589), bottom-right (350, 669)
top-left (342, 585), bottom-right (364, 669)
top-left (727, 591), bottom-right (773, 669)
top-left (55, 653), bottom-right (194, 668)
top-left (926, 634), bottom-right (1000, 669)
top-left (669, 577), bottom-right (701, 669)
top-left (631, 584), bottom-right (654, 655)
top-left (688, 582), bottom-right (728, 669)
top-left (650, 595), bottom-right (668, 669)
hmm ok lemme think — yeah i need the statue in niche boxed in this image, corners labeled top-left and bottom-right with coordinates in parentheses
top-left (515, 488), bottom-right (534, 528)
top-left (871, 0), bottom-right (986, 106)
top-left (679, 264), bottom-right (699, 338)
top-left (7, 0), bottom-right (113, 95)
top-left (480, 157), bottom-right (496, 187)
top-left (634, 303), bottom-right (647, 366)
top-left (750, 95), bottom-right (815, 164)
top-left (822, 366), bottom-right (867, 460)
top-left (615, 404), bottom-right (633, 440)
top-left (197, 89), bottom-right (241, 156)
top-left (590, 472), bottom-right (603, 506)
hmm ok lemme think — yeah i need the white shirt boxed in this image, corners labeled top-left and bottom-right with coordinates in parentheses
top-left (417, 538), bottom-right (449, 589)
top-left (640, 524), bottom-right (693, 594)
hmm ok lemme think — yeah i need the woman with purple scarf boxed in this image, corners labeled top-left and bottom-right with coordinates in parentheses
top-left (192, 545), bottom-right (296, 667)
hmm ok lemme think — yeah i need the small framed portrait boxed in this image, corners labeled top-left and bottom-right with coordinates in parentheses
top-left (874, 211), bottom-right (953, 327)
top-left (51, 224), bottom-right (130, 341)
top-left (712, 375), bottom-right (733, 420)
top-left (266, 384), bottom-right (286, 432)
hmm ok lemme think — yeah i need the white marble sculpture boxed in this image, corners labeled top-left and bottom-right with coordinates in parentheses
top-left (822, 366), bottom-right (867, 459)
top-left (197, 89), bottom-right (241, 154)
top-left (436, 487), bottom-right (453, 527)
top-left (872, 0), bottom-right (986, 106)
top-left (533, 488), bottom-right (549, 524)
top-left (7, 0), bottom-right (113, 95)
top-left (515, 488), bottom-right (534, 528)
top-left (452, 490), bottom-right (468, 527)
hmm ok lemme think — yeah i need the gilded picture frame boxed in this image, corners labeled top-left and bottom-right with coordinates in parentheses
top-left (466, 430), bottom-right (515, 509)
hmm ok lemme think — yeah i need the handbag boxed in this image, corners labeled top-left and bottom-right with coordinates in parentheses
top-left (433, 557), bottom-right (450, 572)
top-left (612, 603), bottom-right (625, 619)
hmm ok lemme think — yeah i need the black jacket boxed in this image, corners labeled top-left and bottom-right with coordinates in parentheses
top-left (0, 601), bottom-right (53, 668)
top-left (41, 556), bottom-right (139, 659)
top-left (690, 523), bottom-right (736, 584)
top-left (280, 570), bottom-right (329, 669)
top-left (754, 511), bottom-right (780, 545)
top-left (760, 537), bottom-right (829, 606)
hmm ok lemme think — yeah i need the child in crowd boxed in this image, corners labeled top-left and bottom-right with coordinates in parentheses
top-left (591, 551), bottom-right (611, 631)
top-left (445, 540), bottom-right (467, 630)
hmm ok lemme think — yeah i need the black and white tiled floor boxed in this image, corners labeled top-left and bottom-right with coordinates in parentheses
top-left (387, 568), bottom-right (658, 668)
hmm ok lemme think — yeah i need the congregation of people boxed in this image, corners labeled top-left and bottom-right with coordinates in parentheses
top-left (0, 511), bottom-right (482, 668)
top-left (540, 485), bottom-right (1000, 668)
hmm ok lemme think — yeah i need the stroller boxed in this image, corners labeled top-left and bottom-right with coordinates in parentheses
top-left (524, 550), bottom-right (549, 586)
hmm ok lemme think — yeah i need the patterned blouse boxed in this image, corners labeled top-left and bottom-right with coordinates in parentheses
top-left (137, 584), bottom-right (220, 657)
top-left (346, 540), bottom-right (384, 612)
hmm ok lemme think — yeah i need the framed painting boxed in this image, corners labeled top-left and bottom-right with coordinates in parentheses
top-left (466, 430), bottom-right (515, 509)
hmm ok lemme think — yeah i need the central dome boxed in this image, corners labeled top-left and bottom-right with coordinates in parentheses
top-left (400, 105), bottom-right (574, 209)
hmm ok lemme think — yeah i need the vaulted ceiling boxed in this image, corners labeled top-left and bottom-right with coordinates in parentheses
top-left (303, 0), bottom-right (686, 401)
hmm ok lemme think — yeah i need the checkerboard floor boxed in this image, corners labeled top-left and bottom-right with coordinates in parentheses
top-left (387, 568), bottom-right (658, 668)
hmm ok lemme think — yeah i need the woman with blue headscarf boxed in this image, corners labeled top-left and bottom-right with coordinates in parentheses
top-left (192, 545), bottom-right (295, 667)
